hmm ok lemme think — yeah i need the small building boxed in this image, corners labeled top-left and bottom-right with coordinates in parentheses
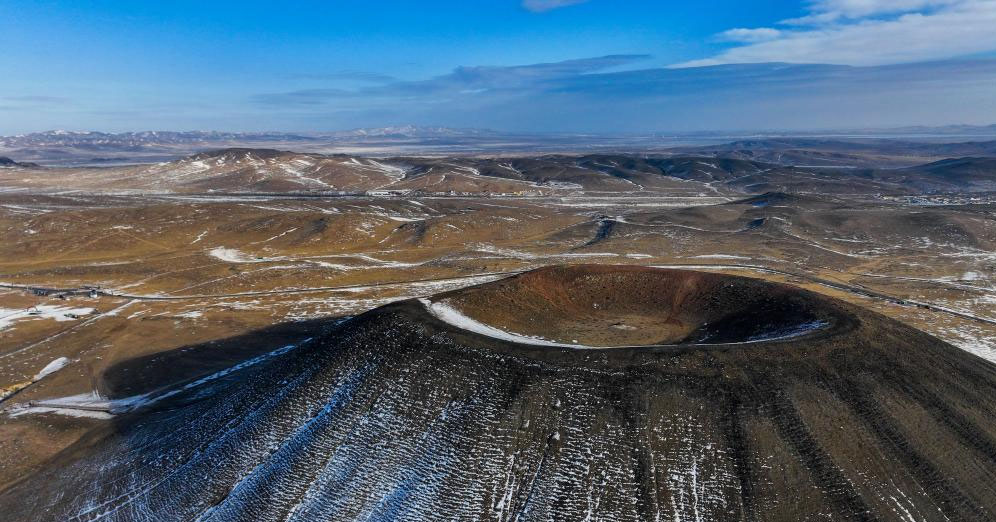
top-left (365, 189), bottom-right (412, 197)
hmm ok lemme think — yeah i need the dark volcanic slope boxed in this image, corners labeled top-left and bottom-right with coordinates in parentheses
top-left (4, 266), bottom-right (996, 521)
top-left (0, 156), bottom-right (40, 168)
top-left (678, 138), bottom-right (996, 168)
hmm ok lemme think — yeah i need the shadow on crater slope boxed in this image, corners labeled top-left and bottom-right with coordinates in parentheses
top-left (3, 266), bottom-right (996, 521)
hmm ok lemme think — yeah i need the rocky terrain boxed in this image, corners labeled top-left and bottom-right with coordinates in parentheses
top-left (3, 266), bottom-right (996, 520)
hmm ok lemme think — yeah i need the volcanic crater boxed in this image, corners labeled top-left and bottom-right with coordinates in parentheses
top-left (425, 265), bottom-right (845, 347)
top-left (4, 265), bottom-right (996, 521)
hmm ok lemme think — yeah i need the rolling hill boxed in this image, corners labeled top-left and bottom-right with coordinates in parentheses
top-left (0, 149), bottom-right (994, 196)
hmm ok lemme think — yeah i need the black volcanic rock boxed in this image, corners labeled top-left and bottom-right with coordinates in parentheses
top-left (730, 191), bottom-right (814, 207)
top-left (0, 156), bottom-right (39, 168)
top-left (3, 266), bottom-right (996, 521)
top-left (909, 157), bottom-right (996, 182)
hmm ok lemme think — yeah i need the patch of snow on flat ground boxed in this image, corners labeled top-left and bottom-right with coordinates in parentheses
top-left (690, 254), bottom-right (751, 260)
top-left (0, 305), bottom-right (97, 330)
top-left (252, 227), bottom-right (299, 244)
top-left (207, 247), bottom-right (283, 263)
top-left (10, 391), bottom-right (114, 420)
top-left (34, 357), bottom-right (70, 380)
top-left (557, 253), bottom-right (620, 258)
top-left (934, 323), bottom-right (996, 362)
top-left (10, 406), bottom-right (113, 420)
top-left (11, 338), bottom-right (316, 419)
top-left (307, 252), bottom-right (421, 268)
top-left (208, 247), bottom-right (257, 263)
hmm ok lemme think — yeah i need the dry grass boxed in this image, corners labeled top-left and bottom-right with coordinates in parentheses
top-left (0, 191), bottom-right (993, 487)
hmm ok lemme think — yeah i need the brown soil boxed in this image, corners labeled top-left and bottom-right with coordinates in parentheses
top-left (437, 265), bottom-right (848, 346)
top-left (0, 191), bottom-right (993, 506)
top-left (3, 267), bottom-right (995, 521)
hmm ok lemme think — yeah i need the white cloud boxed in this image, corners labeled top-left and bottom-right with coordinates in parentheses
top-left (677, 0), bottom-right (996, 67)
top-left (796, 0), bottom-right (960, 20)
top-left (522, 0), bottom-right (590, 12)
top-left (718, 28), bottom-right (782, 42)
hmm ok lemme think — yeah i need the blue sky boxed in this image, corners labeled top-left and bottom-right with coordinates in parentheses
top-left (2, 0), bottom-right (995, 133)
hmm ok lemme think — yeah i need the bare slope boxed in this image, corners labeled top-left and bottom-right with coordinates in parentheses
top-left (428, 265), bottom-right (843, 346)
top-left (3, 266), bottom-right (996, 521)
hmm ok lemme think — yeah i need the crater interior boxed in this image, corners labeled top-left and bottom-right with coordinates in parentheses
top-left (432, 265), bottom-right (845, 347)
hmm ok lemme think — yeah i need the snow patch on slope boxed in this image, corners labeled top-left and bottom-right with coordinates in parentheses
top-left (419, 298), bottom-right (595, 348)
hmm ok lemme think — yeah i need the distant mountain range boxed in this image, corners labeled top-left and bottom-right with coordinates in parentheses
top-left (675, 137), bottom-right (996, 168)
top-left (3, 125), bottom-right (996, 167)
top-left (0, 126), bottom-right (499, 149)
top-left (326, 125), bottom-right (502, 139)
top-left (0, 130), bottom-right (317, 148)
top-left (0, 127), bottom-right (530, 165)
top-left (854, 124), bottom-right (996, 136)
top-left (5, 123), bottom-right (996, 146)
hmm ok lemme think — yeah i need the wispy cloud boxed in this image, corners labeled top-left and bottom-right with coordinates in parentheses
top-left (677, 0), bottom-right (996, 67)
top-left (717, 28), bottom-right (782, 43)
top-left (2, 95), bottom-right (71, 104)
top-left (784, 0), bottom-right (961, 24)
top-left (9, 55), bottom-right (994, 132)
top-left (522, 0), bottom-right (590, 12)
top-left (252, 88), bottom-right (356, 106)
top-left (252, 54), bottom-right (650, 106)
top-left (248, 54), bottom-right (996, 132)
top-left (283, 70), bottom-right (398, 83)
